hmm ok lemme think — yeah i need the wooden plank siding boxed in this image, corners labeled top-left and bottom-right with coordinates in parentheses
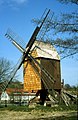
top-left (23, 56), bottom-right (61, 93)
top-left (23, 41), bottom-right (61, 93)
top-left (23, 50), bottom-right (41, 92)
top-left (41, 58), bottom-right (61, 91)
top-left (23, 60), bottom-right (41, 92)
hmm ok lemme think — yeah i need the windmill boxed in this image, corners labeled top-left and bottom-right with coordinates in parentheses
top-left (0, 9), bottom-right (62, 105)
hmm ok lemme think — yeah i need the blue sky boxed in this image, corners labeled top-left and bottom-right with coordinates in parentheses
top-left (0, 0), bottom-right (78, 86)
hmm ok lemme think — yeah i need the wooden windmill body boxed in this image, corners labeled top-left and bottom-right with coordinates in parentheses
top-left (24, 40), bottom-right (61, 93)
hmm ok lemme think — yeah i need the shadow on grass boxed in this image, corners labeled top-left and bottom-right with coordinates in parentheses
top-left (24, 115), bottom-right (77, 120)
top-left (0, 104), bottom-right (77, 112)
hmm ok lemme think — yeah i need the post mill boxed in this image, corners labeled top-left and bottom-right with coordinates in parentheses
top-left (0, 9), bottom-right (77, 106)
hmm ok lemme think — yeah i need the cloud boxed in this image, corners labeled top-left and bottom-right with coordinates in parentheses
top-left (12, 0), bottom-right (28, 4)
top-left (0, 0), bottom-right (28, 10)
top-left (0, 0), bottom-right (28, 5)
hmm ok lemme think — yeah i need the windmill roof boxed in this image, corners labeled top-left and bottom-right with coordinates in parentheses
top-left (31, 40), bottom-right (60, 60)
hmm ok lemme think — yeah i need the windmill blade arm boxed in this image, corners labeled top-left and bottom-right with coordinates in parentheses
top-left (11, 40), bottom-right (25, 53)
top-left (26, 9), bottom-right (50, 49)
top-left (26, 27), bottom-right (40, 48)
top-left (5, 34), bottom-right (25, 53)
top-left (39, 9), bottom-right (50, 29)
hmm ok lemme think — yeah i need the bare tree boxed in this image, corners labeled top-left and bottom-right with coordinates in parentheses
top-left (0, 58), bottom-right (16, 83)
top-left (57, 0), bottom-right (78, 5)
top-left (32, 2), bottom-right (78, 59)
top-left (54, 0), bottom-right (78, 59)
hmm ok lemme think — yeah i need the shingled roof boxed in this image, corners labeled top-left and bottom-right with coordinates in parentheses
top-left (31, 40), bottom-right (60, 60)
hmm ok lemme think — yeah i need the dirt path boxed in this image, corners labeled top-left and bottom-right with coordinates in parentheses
top-left (0, 110), bottom-right (77, 120)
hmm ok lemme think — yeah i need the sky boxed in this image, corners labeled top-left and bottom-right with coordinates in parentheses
top-left (0, 0), bottom-right (78, 86)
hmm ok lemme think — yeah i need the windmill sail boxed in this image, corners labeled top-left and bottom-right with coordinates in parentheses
top-left (36, 9), bottom-right (54, 40)
top-left (5, 28), bottom-right (26, 50)
top-left (1, 9), bottom-right (51, 92)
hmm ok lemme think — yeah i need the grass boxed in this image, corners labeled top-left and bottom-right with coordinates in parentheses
top-left (0, 104), bottom-right (77, 112)
top-left (0, 104), bottom-right (77, 120)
